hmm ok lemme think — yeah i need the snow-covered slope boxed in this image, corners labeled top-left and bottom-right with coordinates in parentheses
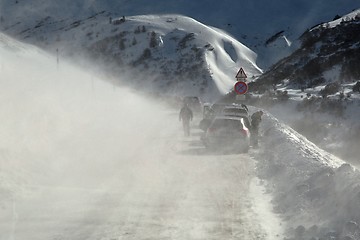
top-left (1, 0), bottom-right (359, 69)
top-left (252, 9), bottom-right (360, 92)
top-left (1, 13), bottom-right (263, 101)
top-left (1, 1), bottom-right (359, 99)
top-left (84, 14), bottom-right (262, 100)
top-left (313, 9), bottom-right (360, 30)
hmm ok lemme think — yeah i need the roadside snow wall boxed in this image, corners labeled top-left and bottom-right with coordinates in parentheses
top-left (255, 112), bottom-right (360, 240)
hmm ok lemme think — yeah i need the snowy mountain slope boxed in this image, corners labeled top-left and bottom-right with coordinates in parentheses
top-left (252, 9), bottom-right (360, 92)
top-left (313, 9), bottom-right (360, 30)
top-left (85, 14), bottom-right (262, 99)
top-left (1, 1), bottom-right (359, 99)
top-left (2, 13), bottom-right (263, 101)
top-left (0, 31), bottom-right (47, 55)
top-left (1, 0), bottom-right (359, 69)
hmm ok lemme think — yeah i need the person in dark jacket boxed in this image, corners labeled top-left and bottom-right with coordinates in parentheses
top-left (250, 110), bottom-right (263, 147)
top-left (179, 104), bottom-right (193, 136)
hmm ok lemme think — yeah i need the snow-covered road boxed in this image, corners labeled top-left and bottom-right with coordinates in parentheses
top-left (0, 117), bottom-right (283, 240)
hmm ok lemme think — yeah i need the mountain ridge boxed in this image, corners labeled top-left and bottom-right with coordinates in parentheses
top-left (1, 0), bottom-right (359, 69)
top-left (251, 9), bottom-right (360, 93)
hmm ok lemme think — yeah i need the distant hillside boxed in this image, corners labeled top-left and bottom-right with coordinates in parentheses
top-left (250, 9), bottom-right (360, 93)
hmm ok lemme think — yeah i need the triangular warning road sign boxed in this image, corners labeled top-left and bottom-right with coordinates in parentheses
top-left (236, 67), bottom-right (247, 79)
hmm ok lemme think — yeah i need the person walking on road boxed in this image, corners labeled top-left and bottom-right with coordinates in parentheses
top-left (250, 110), bottom-right (263, 147)
top-left (179, 103), bottom-right (193, 136)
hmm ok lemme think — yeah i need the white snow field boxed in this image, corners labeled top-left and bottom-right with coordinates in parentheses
top-left (1, 33), bottom-right (360, 240)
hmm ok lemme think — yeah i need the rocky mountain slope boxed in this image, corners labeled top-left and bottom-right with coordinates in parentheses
top-left (250, 9), bottom-right (360, 94)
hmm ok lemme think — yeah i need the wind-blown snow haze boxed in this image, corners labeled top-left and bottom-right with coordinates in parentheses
top-left (1, 1), bottom-right (360, 240)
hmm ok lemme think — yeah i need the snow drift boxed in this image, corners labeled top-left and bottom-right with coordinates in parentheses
top-left (256, 112), bottom-right (360, 240)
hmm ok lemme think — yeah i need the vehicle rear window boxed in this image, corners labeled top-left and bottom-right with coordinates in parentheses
top-left (212, 119), bottom-right (242, 129)
top-left (223, 108), bottom-right (248, 115)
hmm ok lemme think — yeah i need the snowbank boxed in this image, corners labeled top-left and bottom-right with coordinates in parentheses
top-left (255, 112), bottom-right (360, 240)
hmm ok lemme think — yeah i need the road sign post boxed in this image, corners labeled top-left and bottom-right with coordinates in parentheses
top-left (236, 94), bottom-right (246, 101)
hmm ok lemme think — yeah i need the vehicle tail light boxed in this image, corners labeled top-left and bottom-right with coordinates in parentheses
top-left (208, 127), bottom-right (216, 133)
top-left (240, 129), bottom-right (249, 136)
